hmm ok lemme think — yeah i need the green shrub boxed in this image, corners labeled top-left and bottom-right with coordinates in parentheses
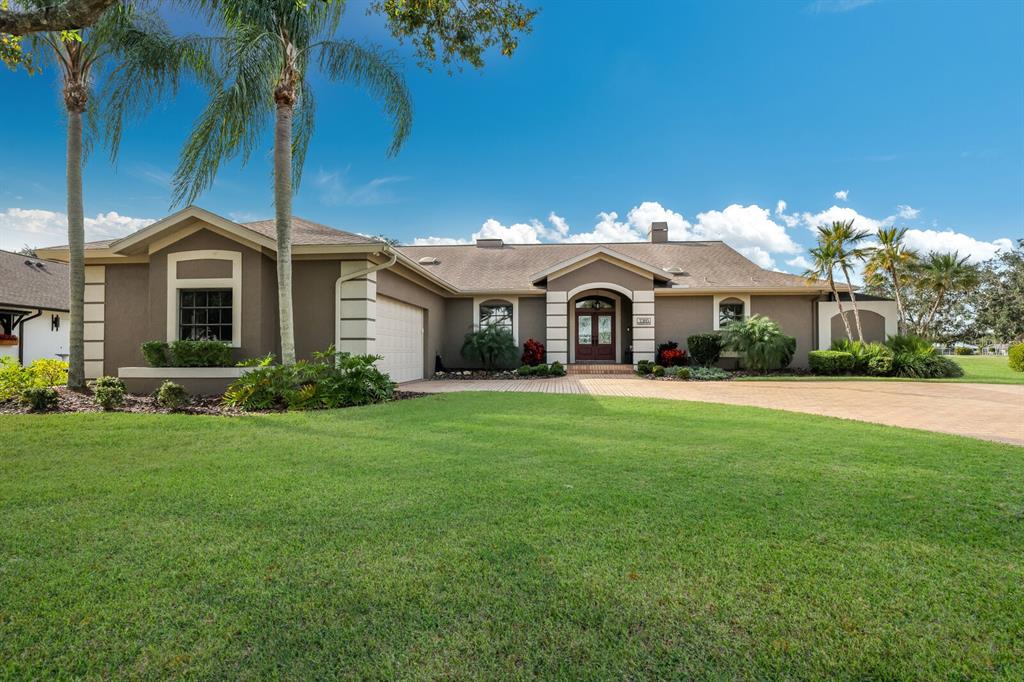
top-left (674, 367), bottom-right (691, 380)
top-left (224, 347), bottom-right (395, 411)
top-left (809, 350), bottom-right (855, 375)
top-left (154, 381), bottom-right (189, 411)
top-left (882, 334), bottom-right (962, 378)
top-left (651, 365), bottom-right (666, 377)
top-left (141, 340), bottom-right (170, 367)
top-left (1009, 343), bottom-right (1024, 372)
top-left (460, 325), bottom-right (518, 370)
top-left (19, 386), bottom-right (59, 412)
top-left (687, 333), bottom-right (723, 366)
top-left (929, 355), bottom-right (964, 378)
top-left (0, 357), bottom-right (69, 401)
top-left (721, 315), bottom-right (795, 373)
top-left (90, 376), bottom-right (126, 411)
top-left (866, 347), bottom-right (895, 376)
top-left (636, 360), bottom-right (653, 375)
top-left (168, 339), bottom-right (233, 367)
top-left (953, 346), bottom-right (975, 356)
top-left (831, 339), bottom-right (888, 374)
top-left (689, 366), bottom-right (730, 381)
top-left (516, 365), bottom-right (534, 376)
top-left (549, 361), bottom-right (566, 376)
top-left (532, 364), bottom-right (551, 376)
top-left (885, 334), bottom-right (935, 357)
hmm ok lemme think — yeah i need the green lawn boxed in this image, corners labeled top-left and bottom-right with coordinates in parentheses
top-left (739, 354), bottom-right (1023, 384)
top-left (1, 393), bottom-right (1021, 679)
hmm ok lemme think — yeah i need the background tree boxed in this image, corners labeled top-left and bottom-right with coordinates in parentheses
top-left (916, 251), bottom-right (980, 337)
top-left (27, 5), bottom-right (207, 388)
top-left (972, 239), bottom-right (1024, 343)
top-left (1, 0), bottom-right (118, 71)
top-left (174, 0), bottom-right (536, 365)
top-left (864, 226), bottom-right (918, 333)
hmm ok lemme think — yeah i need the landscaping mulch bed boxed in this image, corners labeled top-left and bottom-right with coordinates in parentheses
top-left (0, 387), bottom-right (425, 416)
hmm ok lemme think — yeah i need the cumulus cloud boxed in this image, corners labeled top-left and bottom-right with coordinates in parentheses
top-left (785, 255), bottom-right (813, 271)
top-left (834, 190), bottom-right (849, 201)
top-left (897, 204), bottom-right (920, 219)
top-left (410, 236), bottom-right (471, 246)
top-left (691, 204), bottom-right (802, 267)
top-left (902, 230), bottom-right (1012, 264)
top-left (802, 205), bottom-right (888, 233)
top-left (0, 208), bottom-right (154, 251)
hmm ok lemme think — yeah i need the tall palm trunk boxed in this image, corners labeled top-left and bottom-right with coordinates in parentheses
top-left (65, 87), bottom-right (87, 389)
top-left (923, 289), bottom-right (945, 336)
top-left (840, 264), bottom-right (864, 342)
top-left (829, 274), bottom-right (853, 341)
top-left (888, 264), bottom-right (907, 334)
top-left (273, 95), bottom-right (296, 365)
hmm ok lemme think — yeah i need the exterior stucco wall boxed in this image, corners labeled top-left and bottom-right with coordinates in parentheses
top-left (547, 259), bottom-right (653, 293)
top-left (654, 296), bottom-right (715, 352)
top-left (441, 298), bottom-right (473, 368)
top-left (751, 295), bottom-right (817, 368)
top-left (517, 297), bottom-right (546, 349)
top-left (103, 263), bottom-right (150, 375)
top-left (830, 309), bottom-right (886, 344)
top-left (293, 259), bottom-right (341, 360)
top-left (377, 266), bottom-right (447, 377)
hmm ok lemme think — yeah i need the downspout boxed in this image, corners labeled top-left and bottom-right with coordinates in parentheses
top-left (337, 247), bottom-right (398, 284)
top-left (17, 309), bottom-right (43, 365)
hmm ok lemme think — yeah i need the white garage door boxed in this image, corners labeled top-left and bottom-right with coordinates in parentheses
top-left (376, 296), bottom-right (424, 382)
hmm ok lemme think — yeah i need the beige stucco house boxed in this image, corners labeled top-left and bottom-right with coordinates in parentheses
top-left (36, 206), bottom-right (897, 383)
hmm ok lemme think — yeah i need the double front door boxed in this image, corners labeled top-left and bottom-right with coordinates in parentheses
top-left (575, 310), bottom-right (615, 361)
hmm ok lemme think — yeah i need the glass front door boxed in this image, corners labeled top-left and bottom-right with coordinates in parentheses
top-left (575, 311), bottom-right (615, 361)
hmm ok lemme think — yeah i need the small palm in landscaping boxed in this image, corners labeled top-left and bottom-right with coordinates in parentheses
top-left (720, 315), bottom-right (795, 373)
top-left (461, 325), bottom-right (518, 370)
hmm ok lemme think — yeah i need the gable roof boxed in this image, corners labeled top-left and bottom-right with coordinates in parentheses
top-left (397, 241), bottom-right (828, 293)
top-left (529, 246), bottom-right (673, 284)
top-left (0, 249), bottom-right (69, 311)
top-left (38, 206), bottom-right (382, 257)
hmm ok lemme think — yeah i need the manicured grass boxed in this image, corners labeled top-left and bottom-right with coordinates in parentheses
top-left (1, 393), bottom-right (1021, 678)
top-left (739, 354), bottom-right (1023, 384)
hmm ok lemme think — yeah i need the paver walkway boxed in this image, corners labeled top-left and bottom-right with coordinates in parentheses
top-left (402, 376), bottom-right (1024, 446)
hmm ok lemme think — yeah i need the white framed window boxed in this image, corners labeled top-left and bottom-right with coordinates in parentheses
top-left (166, 250), bottom-right (242, 347)
top-left (712, 293), bottom-right (750, 331)
top-left (473, 296), bottom-right (519, 342)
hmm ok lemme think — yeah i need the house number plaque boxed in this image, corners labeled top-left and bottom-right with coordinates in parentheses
top-left (634, 316), bottom-right (653, 327)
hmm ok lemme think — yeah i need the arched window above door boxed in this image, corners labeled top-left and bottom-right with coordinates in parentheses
top-left (575, 296), bottom-right (615, 309)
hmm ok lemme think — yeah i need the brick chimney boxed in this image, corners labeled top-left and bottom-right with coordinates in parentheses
top-left (649, 221), bottom-right (668, 243)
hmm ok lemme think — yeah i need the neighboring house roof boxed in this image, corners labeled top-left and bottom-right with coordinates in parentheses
top-left (397, 241), bottom-right (828, 293)
top-left (0, 249), bottom-right (69, 311)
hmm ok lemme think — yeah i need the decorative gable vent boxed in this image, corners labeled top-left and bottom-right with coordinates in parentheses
top-left (418, 256), bottom-right (440, 265)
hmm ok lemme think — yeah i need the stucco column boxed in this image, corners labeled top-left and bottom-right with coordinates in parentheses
top-left (83, 265), bottom-right (105, 378)
top-left (545, 290), bottom-right (568, 364)
top-left (631, 290), bottom-right (655, 365)
top-left (336, 260), bottom-right (376, 356)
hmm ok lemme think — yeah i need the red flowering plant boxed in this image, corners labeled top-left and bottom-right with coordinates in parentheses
top-left (521, 338), bottom-right (546, 365)
top-left (657, 341), bottom-right (688, 367)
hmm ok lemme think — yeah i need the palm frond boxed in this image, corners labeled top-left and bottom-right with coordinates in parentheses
top-left (316, 39), bottom-right (412, 156)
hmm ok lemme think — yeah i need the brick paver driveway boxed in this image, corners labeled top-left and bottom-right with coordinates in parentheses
top-left (402, 376), bottom-right (1024, 446)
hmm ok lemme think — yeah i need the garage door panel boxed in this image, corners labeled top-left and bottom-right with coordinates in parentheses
top-left (376, 296), bottom-right (424, 382)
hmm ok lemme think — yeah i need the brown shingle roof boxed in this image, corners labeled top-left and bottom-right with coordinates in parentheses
top-left (396, 241), bottom-right (821, 292)
top-left (241, 217), bottom-right (381, 245)
top-left (0, 249), bottom-right (69, 311)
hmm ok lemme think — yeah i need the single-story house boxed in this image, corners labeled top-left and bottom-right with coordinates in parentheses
top-left (36, 206), bottom-right (897, 384)
top-left (0, 249), bottom-right (70, 365)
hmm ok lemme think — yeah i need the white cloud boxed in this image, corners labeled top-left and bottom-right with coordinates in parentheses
top-left (834, 189), bottom-right (849, 201)
top-left (902, 229), bottom-right (1012, 264)
top-left (896, 204), bottom-right (920, 219)
top-left (785, 255), bottom-right (813, 271)
top-left (808, 0), bottom-right (876, 13)
top-left (410, 236), bottom-right (470, 246)
top-left (802, 205), bottom-right (888, 233)
top-left (690, 204), bottom-right (802, 267)
top-left (0, 208), bottom-right (153, 251)
top-left (314, 169), bottom-right (408, 206)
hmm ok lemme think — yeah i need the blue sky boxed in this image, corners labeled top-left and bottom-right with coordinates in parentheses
top-left (1, 0), bottom-right (1021, 272)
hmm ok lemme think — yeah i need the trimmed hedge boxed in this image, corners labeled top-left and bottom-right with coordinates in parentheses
top-left (141, 339), bottom-right (233, 368)
top-left (809, 350), bottom-right (855, 375)
top-left (1010, 343), bottom-right (1024, 372)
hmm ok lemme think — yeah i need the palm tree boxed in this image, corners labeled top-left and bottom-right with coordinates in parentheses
top-left (917, 251), bottom-right (980, 336)
top-left (864, 227), bottom-right (918, 333)
top-left (818, 220), bottom-right (871, 342)
top-left (29, 6), bottom-right (207, 388)
top-left (171, 0), bottom-right (413, 365)
top-left (803, 238), bottom-right (854, 341)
